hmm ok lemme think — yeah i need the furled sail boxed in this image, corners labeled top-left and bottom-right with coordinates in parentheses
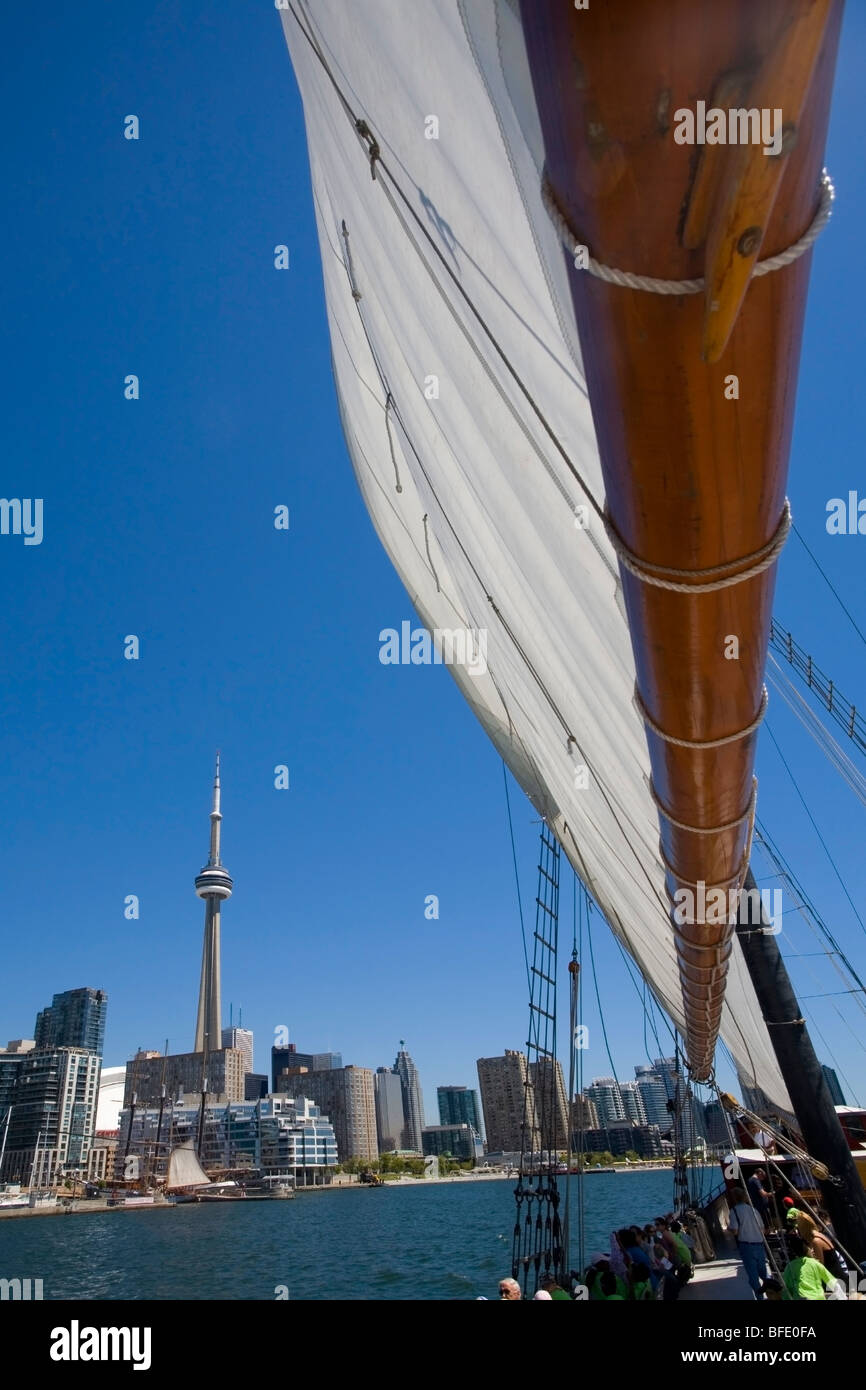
top-left (278, 0), bottom-right (824, 1109)
top-left (166, 1141), bottom-right (211, 1191)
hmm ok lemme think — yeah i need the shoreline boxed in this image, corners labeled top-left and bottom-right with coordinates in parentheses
top-left (0, 1162), bottom-right (705, 1218)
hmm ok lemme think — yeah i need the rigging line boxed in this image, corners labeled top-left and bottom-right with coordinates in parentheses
top-left (768, 623), bottom-right (866, 757)
top-left (792, 523), bottom-right (866, 652)
top-left (763, 719), bottom-right (866, 943)
top-left (754, 822), bottom-right (866, 1004)
top-left (767, 657), bottom-right (866, 806)
top-left (585, 899), bottom-right (619, 1084)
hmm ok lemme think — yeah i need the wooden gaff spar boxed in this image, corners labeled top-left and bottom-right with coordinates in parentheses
top-left (520, 0), bottom-right (843, 1079)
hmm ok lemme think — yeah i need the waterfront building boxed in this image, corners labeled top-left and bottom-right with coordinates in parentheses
top-left (279, 1066), bottom-right (377, 1161)
top-left (393, 1042), bottom-right (425, 1153)
top-left (703, 1100), bottom-right (729, 1147)
top-left (572, 1093), bottom-right (599, 1132)
top-left (619, 1081), bottom-right (648, 1125)
top-left (375, 1067), bottom-right (405, 1151)
top-left (0, 1042), bottom-right (34, 1123)
top-left (422, 1123), bottom-right (482, 1162)
top-left (0, 990), bottom-right (106, 1186)
top-left (221, 1027), bottom-right (254, 1074)
top-left (477, 1050), bottom-right (540, 1154)
top-left (583, 1122), bottom-right (663, 1159)
top-left (117, 1094), bottom-right (338, 1184)
top-left (737, 1071), bottom-right (776, 1119)
top-left (529, 1058), bottom-right (569, 1148)
top-left (86, 1132), bottom-right (119, 1183)
top-left (437, 1085), bottom-right (482, 1135)
top-left (34, 988), bottom-right (108, 1056)
top-left (587, 1077), bottom-right (626, 1125)
top-left (822, 1065), bottom-right (846, 1106)
top-left (271, 1044), bottom-right (342, 1093)
top-left (123, 1048), bottom-right (248, 1108)
top-left (1, 1047), bottom-right (102, 1185)
top-left (634, 1064), bottom-right (669, 1128)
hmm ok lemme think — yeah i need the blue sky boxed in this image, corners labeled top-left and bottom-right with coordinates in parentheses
top-left (2, 3), bottom-right (865, 1125)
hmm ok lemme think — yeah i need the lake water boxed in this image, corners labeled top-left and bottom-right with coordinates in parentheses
top-left (0, 1170), bottom-right (706, 1300)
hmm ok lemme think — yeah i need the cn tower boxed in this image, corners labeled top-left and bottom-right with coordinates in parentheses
top-left (194, 754), bottom-right (233, 1054)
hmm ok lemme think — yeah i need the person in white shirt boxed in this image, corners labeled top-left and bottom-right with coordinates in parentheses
top-left (728, 1186), bottom-right (768, 1299)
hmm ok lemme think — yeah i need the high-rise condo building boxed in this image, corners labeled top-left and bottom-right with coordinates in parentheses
top-left (634, 1064), bottom-right (670, 1128)
top-left (280, 1066), bottom-right (378, 1162)
top-left (375, 1067), bottom-right (406, 1151)
top-left (619, 1081), bottom-right (648, 1125)
top-left (393, 1042), bottom-right (425, 1152)
top-left (587, 1077), bottom-right (626, 1126)
top-left (822, 1065), bottom-right (846, 1107)
top-left (271, 1045), bottom-right (342, 1093)
top-left (476, 1050), bottom-right (539, 1154)
top-left (529, 1059), bottom-right (569, 1148)
top-left (34, 988), bottom-right (108, 1056)
top-left (437, 1085), bottom-right (482, 1135)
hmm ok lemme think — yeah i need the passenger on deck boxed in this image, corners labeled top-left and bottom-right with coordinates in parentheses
top-left (727, 1186), bottom-right (768, 1299)
top-left (781, 1233), bottom-right (837, 1300)
top-left (746, 1168), bottom-right (773, 1225)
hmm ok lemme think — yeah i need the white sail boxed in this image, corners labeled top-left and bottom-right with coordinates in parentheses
top-left (166, 1141), bottom-right (211, 1190)
top-left (280, 0), bottom-right (789, 1111)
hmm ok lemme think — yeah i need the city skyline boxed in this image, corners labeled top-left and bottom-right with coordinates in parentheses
top-left (2, 5), bottom-right (865, 1118)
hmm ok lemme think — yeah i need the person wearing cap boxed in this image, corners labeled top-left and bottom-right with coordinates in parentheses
top-left (584, 1252), bottom-right (626, 1300)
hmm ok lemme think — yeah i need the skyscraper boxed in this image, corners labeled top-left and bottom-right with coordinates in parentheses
top-left (393, 1042), bottom-right (425, 1152)
top-left (822, 1065), bottom-right (846, 1106)
top-left (619, 1081), bottom-right (648, 1125)
top-left (437, 1085), bottom-right (482, 1135)
top-left (194, 755), bottom-right (233, 1055)
top-left (529, 1059), bottom-right (569, 1148)
top-left (587, 1077), bottom-right (626, 1126)
top-left (375, 1067), bottom-right (406, 1150)
top-left (271, 1045), bottom-right (342, 1093)
top-left (280, 1066), bottom-right (378, 1161)
top-left (634, 1063), bottom-right (671, 1129)
top-left (34, 988), bottom-right (108, 1056)
top-left (476, 1051), bottom-right (539, 1154)
top-left (0, 992), bottom-right (106, 1185)
top-left (221, 1027), bottom-right (253, 1073)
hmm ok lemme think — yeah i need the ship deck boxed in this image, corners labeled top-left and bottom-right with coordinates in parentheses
top-left (681, 1257), bottom-right (755, 1301)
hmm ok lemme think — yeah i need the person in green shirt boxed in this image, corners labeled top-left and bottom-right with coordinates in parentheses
top-left (782, 1233), bottom-right (836, 1300)
top-left (598, 1270), bottom-right (625, 1300)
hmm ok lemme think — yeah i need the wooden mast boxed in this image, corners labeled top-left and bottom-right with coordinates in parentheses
top-left (520, 0), bottom-right (843, 1078)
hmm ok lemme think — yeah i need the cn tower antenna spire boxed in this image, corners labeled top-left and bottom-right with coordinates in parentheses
top-left (209, 750), bottom-right (222, 866)
top-left (194, 753), bottom-right (233, 1055)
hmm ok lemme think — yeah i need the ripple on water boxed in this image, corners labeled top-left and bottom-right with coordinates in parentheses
top-left (0, 1171), bottom-right (686, 1299)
